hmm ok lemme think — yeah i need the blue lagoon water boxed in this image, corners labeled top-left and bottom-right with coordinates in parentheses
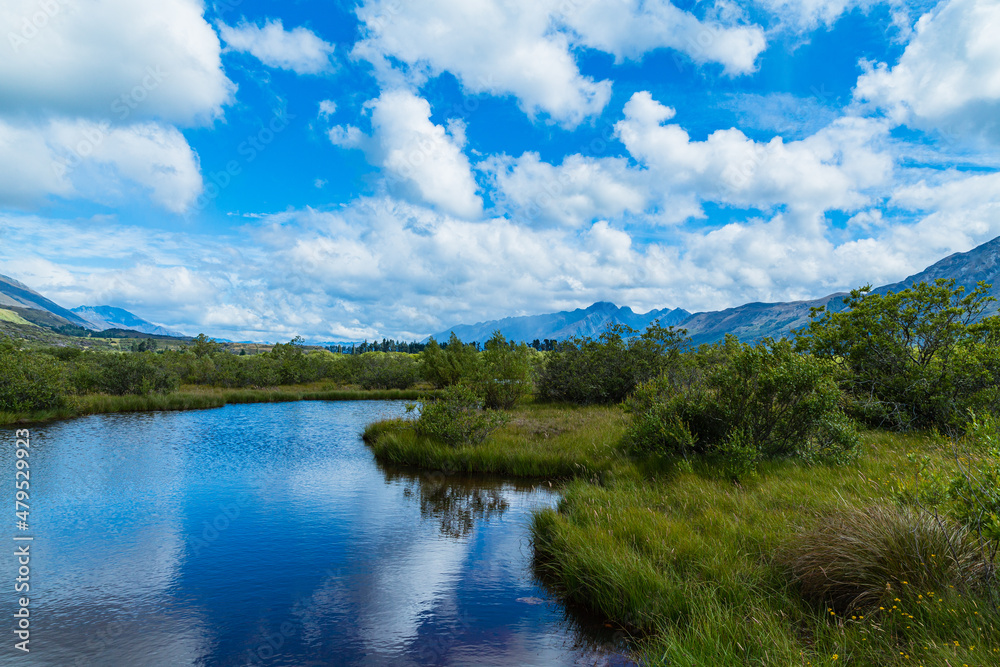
top-left (0, 402), bottom-right (630, 666)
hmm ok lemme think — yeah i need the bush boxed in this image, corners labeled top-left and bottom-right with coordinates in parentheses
top-left (797, 279), bottom-right (1000, 431)
top-left (350, 352), bottom-right (419, 390)
top-left (783, 504), bottom-right (984, 614)
top-left (537, 322), bottom-right (687, 404)
top-left (626, 338), bottom-right (858, 477)
top-left (0, 340), bottom-right (66, 412)
top-left (421, 333), bottom-right (480, 387)
top-left (94, 352), bottom-right (179, 395)
top-left (475, 330), bottom-right (533, 409)
top-left (415, 385), bottom-right (509, 447)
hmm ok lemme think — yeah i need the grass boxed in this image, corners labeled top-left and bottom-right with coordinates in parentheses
top-left (363, 402), bottom-right (629, 478)
top-left (366, 408), bottom-right (1000, 665)
top-left (0, 384), bottom-right (438, 425)
top-left (0, 309), bottom-right (35, 326)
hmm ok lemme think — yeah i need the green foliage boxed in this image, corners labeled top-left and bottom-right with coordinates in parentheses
top-left (92, 352), bottom-right (179, 396)
top-left (537, 321), bottom-right (688, 404)
top-left (415, 384), bottom-right (509, 447)
top-left (798, 279), bottom-right (1000, 431)
top-left (349, 351), bottom-right (419, 389)
top-left (626, 338), bottom-right (858, 478)
top-left (475, 330), bottom-right (534, 409)
top-left (421, 333), bottom-right (480, 387)
top-left (190, 333), bottom-right (222, 358)
top-left (0, 339), bottom-right (66, 412)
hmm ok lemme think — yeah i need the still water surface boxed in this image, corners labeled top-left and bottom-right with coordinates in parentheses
top-left (0, 401), bottom-right (631, 666)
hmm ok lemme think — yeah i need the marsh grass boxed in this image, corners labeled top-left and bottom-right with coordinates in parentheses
top-left (364, 403), bottom-right (628, 478)
top-left (530, 428), bottom-right (1000, 665)
top-left (367, 407), bottom-right (1000, 665)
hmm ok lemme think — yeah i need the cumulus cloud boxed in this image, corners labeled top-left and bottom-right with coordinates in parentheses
top-left (0, 0), bottom-right (234, 212)
top-left (0, 0), bottom-right (233, 125)
top-left (353, 0), bottom-right (611, 127)
top-left (613, 91), bottom-right (892, 223)
top-left (353, 0), bottom-right (766, 127)
top-left (854, 0), bottom-right (1000, 142)
top-left (485, 153), bottom-right (649, 227)
top-left (218, 19), bottom-right (335, 75)
top-left (562, 0), bottom-right (766, 75)
top-left (0, 118), bottom-right (202, 213)
top-left (329, 90), bottom-right (482, 219)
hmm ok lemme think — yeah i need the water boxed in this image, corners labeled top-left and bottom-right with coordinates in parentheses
top-left (0, 402), bottom-right (631, 666)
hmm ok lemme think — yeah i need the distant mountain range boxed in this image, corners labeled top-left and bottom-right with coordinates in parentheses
top-left (428, 302), bottom-right (692, 344)
top-left (71, 306), bottom-right (184, 337)
top-left (0, 274), bottom-right (96, 330)
top-left (0, 273), bottom-right (182, 338)
top-left (432, 235), bottom-right (1000, 346)
top-left (6, 234), bottom-right (1000, 346)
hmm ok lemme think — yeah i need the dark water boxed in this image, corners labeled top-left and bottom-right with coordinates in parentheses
top-left (0, 402), bottom-right (631, 666)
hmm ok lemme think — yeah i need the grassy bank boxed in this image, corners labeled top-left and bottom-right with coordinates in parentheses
top-left (365, 408), bottom-right (999, 665)
top-left (363, 402), bottom-right (629, 478)
top-left (0, 384), bottom-right (435, 426)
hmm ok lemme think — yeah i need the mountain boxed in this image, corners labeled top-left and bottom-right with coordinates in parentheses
top-left (428, 302), bottom-right (691, 344)
top-left (72, 306), bottom-right (184, 337)
top-left (682, 235), bottom-right (1000, 345)
top-left (428, 236), bottom-right (1000, 347)
top-left (0, 274), bottom-right (97, 330)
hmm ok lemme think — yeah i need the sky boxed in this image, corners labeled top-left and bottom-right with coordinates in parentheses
top-left (2, 0), bottom-right (999, 343)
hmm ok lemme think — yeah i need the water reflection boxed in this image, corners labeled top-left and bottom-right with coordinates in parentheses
top-left (385, 468), bottom-right (511, 538)
top-left (0, 402), bottom-right (635, 666)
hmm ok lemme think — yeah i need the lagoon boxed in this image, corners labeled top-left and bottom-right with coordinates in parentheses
top-left (0, 401), bottom-right (629, 666)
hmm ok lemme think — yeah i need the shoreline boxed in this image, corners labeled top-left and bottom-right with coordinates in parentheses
top-left (0, 385), bottom-right (435, 426)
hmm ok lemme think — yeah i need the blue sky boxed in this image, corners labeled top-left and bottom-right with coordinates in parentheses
top-left (2, 0), bottom-right (999, 342)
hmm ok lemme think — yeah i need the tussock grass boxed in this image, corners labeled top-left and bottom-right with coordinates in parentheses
top-left (783, 504), bottom-right (985, 614)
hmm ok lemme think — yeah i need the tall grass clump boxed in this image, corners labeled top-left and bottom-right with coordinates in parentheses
top-left (783, 504), bottom-right (984, 614)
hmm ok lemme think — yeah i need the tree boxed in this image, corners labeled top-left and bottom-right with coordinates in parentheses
top-left (420, 333), bottom-right (480, 387)
top-left (477, 330), bottom-right (533, 409)
top-left (797, 279), bottom-right (1000, 430)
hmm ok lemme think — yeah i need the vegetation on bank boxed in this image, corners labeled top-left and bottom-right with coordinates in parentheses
top-left (361, 280), bottom-right (1000, 665)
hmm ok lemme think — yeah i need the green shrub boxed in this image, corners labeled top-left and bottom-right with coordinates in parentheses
top-left (0, 340), bottom-right (66, 412)
top-left (94, 352), bottom-right (179, 395)
top-left (626, 338), bottom-right (858, 477)
top-left (797, 279), bottom-right (1000, 431)
top-left (475, 330), bottom-right (533, 409)
top-left (420, 333), bottom-right (480, 387)
top-left (350, 352), bottom-right (420, 389)
top-left (415, 385), bottom-right (509, 447)
top-left (537, 322), bottom-right (687, 404)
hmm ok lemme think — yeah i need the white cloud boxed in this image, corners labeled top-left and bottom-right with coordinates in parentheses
top-left (318, 100), bottom-right (337, 119)
top-left (0, 118), bottom-right (202, 213)
top-left (354, 0), bottom-right (612, 127)
top-left (218, 19), bottom-right (335, 75)
top-left (614, 91), bottom-right (892, 223)
top-left (330, 90), bottom-right (482, 219)
top-left (562, 0), bottom-right (766, 75)
top-left (854, 0), bottom-right (1000, 142)
top-left (353, 0), bottom-right (767, 127)
top-left (0, 0), bottom-right (234, 125)
top-left (0, 0), bottom-right (231, 212)
top-left (486, 152), bottom-right (649, 227)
